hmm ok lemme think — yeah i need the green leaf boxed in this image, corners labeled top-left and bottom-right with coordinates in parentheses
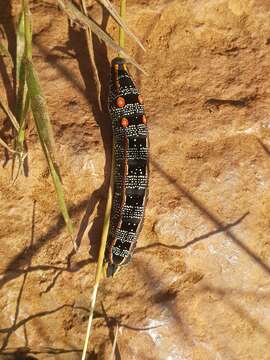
top-left (0, 41), bottom-right (14, 68)
top-left (25, 61), bottom-right (55, 155)
top-left (12, 8), bottom-right (32, 179)
top-left (25, 59), bottom-right (74, 239)
top-left (16, 11), bottom-right (30, 127)
top-left (16, 12), bottom-right (26, 91)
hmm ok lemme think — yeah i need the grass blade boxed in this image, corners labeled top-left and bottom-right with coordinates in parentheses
top-left (80, 0), bottom-right (102, 110)
top-left (12, 91), bottom-right (30, 182)
top-left (0, 136), bottom-right (17, 154)
top-left (57, 0), bottom-right (146, 74)
top-left (21, 0), bottom-right (74, 238)
top-left (81, 135), bottom-right (116, 358)
top-left (81, 177), bottom-right (113, 360)
top-left (16, 12), bottom-right (26, 93)
top-left (0, 94), bottom-right (19, 131)
top-left (46, 149), bottom-right (75, 238)
top-left (16, 10), bottom-right (30, 125)
top-left (13, 10), bottom-right (31, 178)
top-left (109, 323), bottom-right (119, 360)
top-left (25, 59), bottom-right (74, 239)
top-left (118, 0), bottom-right (126, 56)
top-left (98, 0), bottom-right (145, 52)
top-left (0, 42), bottom-right (14, 68)
top-left (25, 60), bottom-right (55, 156)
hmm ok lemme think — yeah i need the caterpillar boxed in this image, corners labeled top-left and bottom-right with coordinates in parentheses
top-left (105, 57), bottom-right (149, 276)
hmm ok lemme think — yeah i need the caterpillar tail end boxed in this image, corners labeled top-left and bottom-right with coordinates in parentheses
top-left (105, 254), bottom-right (133, 277)
top-left (106, 263), bottom-right (120, 278)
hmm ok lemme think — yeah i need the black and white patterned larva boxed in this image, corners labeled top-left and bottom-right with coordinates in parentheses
top-left (105, 57), bottom-right (149, 276)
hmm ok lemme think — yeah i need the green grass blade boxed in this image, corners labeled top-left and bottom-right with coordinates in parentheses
top-left (22, 0), bottom-right (73, 237)
top-left (13, 10), bottom-right (30, 178)
top-left (118, 0), bottom-right (126, 57)
top-left (16, 90), bottom-right (30, 152)
top-left (57, 0), bottom-right (146, 74)
top-left (98, 0), bottom-right (145, 51)
top-left (0, 42), bottom-right (14, 68)
top-left (16, 10), bottom-right (29, 125)
top-left (25, 59), bottom-right (74, 239)
top-left (16, 12), bottom-right (26, 92)
top-left (46, 149), bottom-right (75, 238)
top-left (23, 0), bottom-right (32, 60)
top-left (25, 60), bottom-right (56, 156)
top-left (12, 90), bottom-right (30, 181)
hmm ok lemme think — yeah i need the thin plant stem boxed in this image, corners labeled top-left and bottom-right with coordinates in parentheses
top-left (118, 0), bottom-right (126, 57)
top-left (99, 0), bottom-right (145, 51)
top-left (0, 96), bottom-right (19, 131)
top-left (81, 171), bottom-right (113, 360)
top-left (109, 323), bottom-right (119, 360)
top-left (80, 0), bottom-right (102, 110)
top-left (0, 137), bottom-right (17, 154)
top-left (23, 0), bottom-right (32, 61)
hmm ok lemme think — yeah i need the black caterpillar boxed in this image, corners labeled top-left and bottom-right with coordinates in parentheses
top-left (105, 57), bottom-right (149, 276)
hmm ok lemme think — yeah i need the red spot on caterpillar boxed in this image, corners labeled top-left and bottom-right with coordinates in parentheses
top-left (142, 115), bottom-right (147, 124)
top-left (121, 118), bottom-right (129, 127)
top-left (116, 97), bottom-right (125, 108)
top-left (138, 95), bottom-right (144, 104)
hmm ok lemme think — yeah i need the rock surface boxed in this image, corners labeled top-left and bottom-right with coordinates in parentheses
top-left (1, 0), bottom-right (270, 359)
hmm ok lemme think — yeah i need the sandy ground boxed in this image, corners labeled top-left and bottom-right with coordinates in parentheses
top-left (1, 0), bottom-right (270, 359)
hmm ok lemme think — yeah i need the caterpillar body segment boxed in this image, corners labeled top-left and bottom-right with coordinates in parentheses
top-left (105, 57), bottom-right (149, 276)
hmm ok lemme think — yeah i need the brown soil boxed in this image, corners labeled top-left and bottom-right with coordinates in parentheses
top-left (1, 0), bottom-right (270, 359)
